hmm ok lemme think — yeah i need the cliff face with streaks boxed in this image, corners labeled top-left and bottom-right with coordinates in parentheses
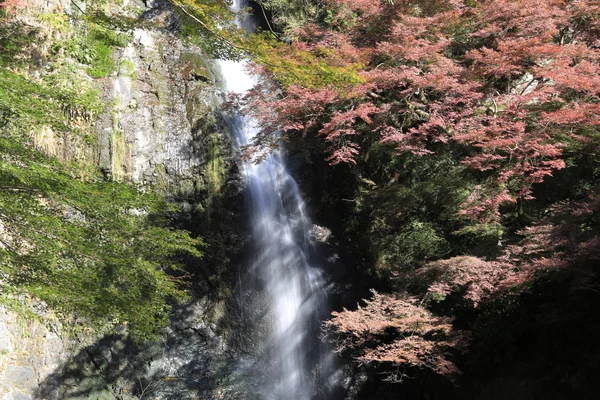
top-left (1, 1), bottom-right (246, 399)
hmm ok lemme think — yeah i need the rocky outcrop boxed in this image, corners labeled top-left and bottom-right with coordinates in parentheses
top-left (95, 19), bottom-right (222, 192)
top-left (0, 306), bottom-right (67, 400)
top-left (86, 0), bottom-right (226, 196)
top-left (16, 0), bottom-right (230, 193)
top-left (31, 299), bottom-right (247, 400)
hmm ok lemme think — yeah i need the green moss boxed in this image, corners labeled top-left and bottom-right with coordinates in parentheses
top-left (88, 41), bottom-right (115, 78)
top-left (206, 134), bottom-right (225, 194)
top-left (110, 96), bottom-right (127, 181)
top-left (85, 23), bottom-right (131, 78)
top-left (52, 20), bottom-right (131, 79)
top-left (179, 52), bottom-right (212, 81)
top-left (147, 164), bottom-right (166, 194)
top-left (118, 58), bottom-right (137, 79)
top-left (38, 11), bottom-right (71, 33)
top-left (185, 90), bottom-right (211, 127)
top-left (110, 128), bottom-right (126, 181)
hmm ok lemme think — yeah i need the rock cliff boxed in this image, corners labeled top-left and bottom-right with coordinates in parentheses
top-left (1, 0), bottom-right (244, 399)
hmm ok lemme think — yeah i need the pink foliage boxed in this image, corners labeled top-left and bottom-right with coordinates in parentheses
top-left (458, 186), bottom-right (516, 223)
top-left (325, 190), bottom-right (600, 379)
top-left (325, 291), bottom-right (467, 375)
top-left (472, 0), bottom-right (567, 41)
top-left (327, 188), bottom-right (600, 376)
top-left (244, 0), bottom-right (600, 215)
top-left (0, 0), bottom-right (24, 15)
top-left (422, 192), bottom-right (600, 305)
top-left (417, 256), bottom-right (515, 306)
top-left (319, 102), bottom-right (379, 140)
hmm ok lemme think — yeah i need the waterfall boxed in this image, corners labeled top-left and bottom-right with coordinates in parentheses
top-left (216, 1), bottom-right (340, 399)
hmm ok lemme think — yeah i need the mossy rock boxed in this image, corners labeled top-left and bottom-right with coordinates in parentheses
top-left (179, 52), bottom-right (212, 83)
top-left (186, 87), bottom-right (211, 127)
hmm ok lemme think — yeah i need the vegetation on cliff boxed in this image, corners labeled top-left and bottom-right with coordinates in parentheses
top-left (0, 1), bottom-right (211, 340)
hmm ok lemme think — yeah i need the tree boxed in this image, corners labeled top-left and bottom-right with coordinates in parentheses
top-left (0, 134), bottom-right (203, 340)
top-left (241, 0), bottom-right (600, 386)
top-left (0, 20), bottom-right (202, 339)
top-left (324, 290), bottom-right (467, 377)
top-left (0, 0), bottom-right (24, 17)
top-left (241, 0), bottom-right (600, 216)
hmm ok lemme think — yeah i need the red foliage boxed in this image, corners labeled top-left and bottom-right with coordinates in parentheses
top-left (420, 191), bottom-right (600, 305)
top-left (417, 256), bottom-right (515, 306)
top-left (244, 0), bottom-right (600, 216)
top-left (0, 0), bottom-right (24, 15)
top-left (327, 192), bottom-right (600, 377)
top-left (243, 1), bottom-right (600, 381)
top-left (570, 0), bottom-right (600, 47)
top-left (324, 290), bottom-right (468, 376)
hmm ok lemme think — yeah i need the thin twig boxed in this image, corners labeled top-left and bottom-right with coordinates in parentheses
top-left (170, 1), bottom-right (246, 53)
top-left (256, 1), bottom-right (281, 39)
top-left (70, 0), bottom-right (86, 15)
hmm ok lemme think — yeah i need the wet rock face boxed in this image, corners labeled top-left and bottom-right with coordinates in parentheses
top-left (95, 5), bottom-right (225, 194)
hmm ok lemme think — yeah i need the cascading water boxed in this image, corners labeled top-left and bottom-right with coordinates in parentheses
top-left (216, 1), bottom-right (341, 399)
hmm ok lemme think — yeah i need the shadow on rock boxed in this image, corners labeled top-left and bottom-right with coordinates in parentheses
top-left (34, 300), bottom-right (245, 400)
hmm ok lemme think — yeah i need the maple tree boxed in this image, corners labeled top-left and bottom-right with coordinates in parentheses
top-left (241, 0), bottom-right (600, 214)
top-left (246, 0), bottom-right (600, 387)
top-left (324, 290), bottom-right (467, 377)
top-left (0, 0), bottom-right (24, 17)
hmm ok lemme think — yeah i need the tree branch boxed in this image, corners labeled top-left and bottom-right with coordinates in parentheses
top-left (169, 1), bottom-right (246, 53)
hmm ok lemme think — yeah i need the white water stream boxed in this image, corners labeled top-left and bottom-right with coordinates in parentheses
top-left (216, 1), bottom-right (338, 399)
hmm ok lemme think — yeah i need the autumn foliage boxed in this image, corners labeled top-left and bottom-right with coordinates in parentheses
top-left (244, 0), bottom-right (600, 387)
top-left (325, 290), bottom-right (467, 377)
top-left (0, 0), bottom-right (24, 16)
top-left (243, 0), bottom-right (600, 214)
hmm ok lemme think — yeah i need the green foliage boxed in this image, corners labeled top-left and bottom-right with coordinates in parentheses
top-left (87, 39), bottom-right (114, 78)
top-left (178, 16), bottom-right (244, 60)
top-left (38, 11), bottom-right (71, 33)
top-left (374, 220), bottom-right (449, 275)
top-left (452, 223), bottom-right (504, 242)
top-left (247, 32), bottom-right (365, 89)
top-left (0, 68), bottom-right (66, 130)
top-left (206, 134), bottom-right (225, 193)
top-left (0, 22), bottom-right (33, 66)
top-left (0, 137), bottom-right (203, 340)
top-left (0, 15), bottom-right (201, 339)
top-left (173, 0), bottom-right (245, 60)
top-left (0, 66), bottom-right (104, 137)
top-left (255, 0), bottom-right (320, 40)
top-left (85, 8), bottom-right (150, 32)
top-left (337, 145), bottom-right (476, 277)
top-left (53, 21), bottom-right (130, 78)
